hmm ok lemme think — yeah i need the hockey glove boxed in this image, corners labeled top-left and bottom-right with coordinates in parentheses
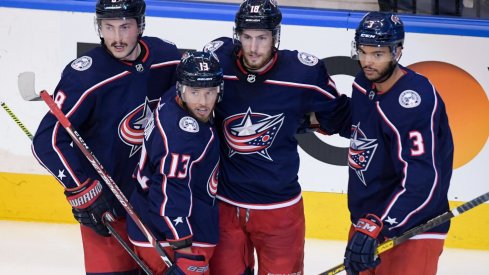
top-left (344, 214), bottom-right (384, 274)
top-left (165, 251), bottom-right (208, 275)
top-left (64, 178), bottom-right (117, 237)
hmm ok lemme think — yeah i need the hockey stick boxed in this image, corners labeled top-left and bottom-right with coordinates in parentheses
top-left (320, 191), bottom-right (489, 275)
top-left (34, 89), bottom-right (172, 267)
top-left (6, 82), bottom-right (153, 275)
top-left (1, 101), bottom-right (34, 139)
top-left (18, 75), bottom-right (172, 269)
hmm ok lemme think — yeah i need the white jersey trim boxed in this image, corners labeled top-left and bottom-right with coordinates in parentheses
top-left (216, 192), bottom-right (302, 210)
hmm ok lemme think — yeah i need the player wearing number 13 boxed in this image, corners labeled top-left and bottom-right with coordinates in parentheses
top-left (127, 51), bottom-right (223, 274)
top-left (343, 11), bottom-right (454, 275)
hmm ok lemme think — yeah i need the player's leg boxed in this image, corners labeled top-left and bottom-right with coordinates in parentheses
top-left (364, 238), bottom-right (444, 275)
top-left (81, 219), bottom-right (140, 275)
top-left (250, 199), bottom-right (305, 275)
top-left (209, 201), bottom-right (255, 275)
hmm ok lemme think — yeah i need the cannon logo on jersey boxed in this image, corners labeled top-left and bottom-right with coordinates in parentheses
top-left (118, 98), bottom-right (159, 157)
top-left (298, 52), bottom-right (318, 66)
top-left (179, 116), bottom-right (199, 133)
top-left (223, 107), bottom-right (284, 161)
top-left (207, 162), bottom-right (219, 198)
top-left (71, 56), bottom-right (92, 71)
top-left (349, 123), bottom-right (378, 185)
top-left (399, 90), bottom-right (421, 108)
top-left (203, 40), bottom-right (224, 54)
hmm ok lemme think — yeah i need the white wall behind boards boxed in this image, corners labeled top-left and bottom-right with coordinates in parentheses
top-left (0, 7), bottom-right (487, 201)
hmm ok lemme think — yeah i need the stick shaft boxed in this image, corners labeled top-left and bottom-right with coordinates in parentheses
top-left (320, 191), bottom-right (489, 275)
top-left (39, 90), bottom-right (172, 267)
top-left (1, 101), bottom-right (33, 139)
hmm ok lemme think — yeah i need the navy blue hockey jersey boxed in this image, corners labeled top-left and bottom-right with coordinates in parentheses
top-left (204, 38), bottom-right (350, 209)
top-left (348, 65), bottom-right (454, 238)
top-left (32, 37), bottom-right (181, 215)
top-left (128, 93), bottom-right (220, 246)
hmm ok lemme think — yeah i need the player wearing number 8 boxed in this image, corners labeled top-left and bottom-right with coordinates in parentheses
top-left (344, 11), bottom-right (454, 275)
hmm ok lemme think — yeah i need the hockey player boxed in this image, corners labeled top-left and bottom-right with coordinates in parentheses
top-left (31, 0), bottom-right (181, 274)
top-left (127, 51), bottom-right (223, 274)
top-left (343, 12), bottom-right (454, 275)
top-left (203, 0), bottom-right (351, 274)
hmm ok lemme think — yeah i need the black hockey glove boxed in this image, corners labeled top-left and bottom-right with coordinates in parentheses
top-left (344, 214), bottom-right (384, 274)
top-left (64, 178), bottom-right (117, 237)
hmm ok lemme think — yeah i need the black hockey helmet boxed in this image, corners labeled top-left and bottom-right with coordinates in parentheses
top-left (95, 0), bottom-right (146, 35)
top-left (177, 51), bottom-right (224, 102)
top-left (234, 0), bottom-right (282, 47)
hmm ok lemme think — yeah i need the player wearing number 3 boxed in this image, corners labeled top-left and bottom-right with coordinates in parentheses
top-left (343, 11), bottom-right (454, 275)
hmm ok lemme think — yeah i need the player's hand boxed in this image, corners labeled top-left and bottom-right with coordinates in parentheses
top-left (297, 113), bottom-right (319, 134)
top-left (64, 178), bottom-right (117, 237)
top-left (344, 214), bottom-right (384, 273)
top-left (165, 251), bottom-right (208, 274)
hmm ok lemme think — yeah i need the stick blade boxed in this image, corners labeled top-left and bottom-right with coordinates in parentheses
top-left (18, 72), bottom-right (41, 101)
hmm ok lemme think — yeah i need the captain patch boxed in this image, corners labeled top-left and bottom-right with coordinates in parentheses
top-left (179, 116), bottom-right (199, 133)
top-left (71, 56), bottom-right (92, 71)
top-left (298, 52), bottom-right (318, 66)
top-left (399, 90), bottom-right (421, 108)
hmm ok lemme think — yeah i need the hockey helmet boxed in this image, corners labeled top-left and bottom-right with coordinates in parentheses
top-left (354, 11), bottom-right (404, 47)
top-left (95, 0), bottom-right (146, 35)
top-left (234, 0), bottom-right (282, 47)
top-left (177, 51), bottom-right (224, 102)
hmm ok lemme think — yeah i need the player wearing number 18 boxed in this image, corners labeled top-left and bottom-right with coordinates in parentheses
top-left (343, 11), bottom-right (454, 275)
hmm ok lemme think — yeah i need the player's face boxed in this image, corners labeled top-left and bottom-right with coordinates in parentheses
top-left (239, 29), bottom-right (274, 70)
top-left (100, 18), bottom-right (140, 61)
top-left (357, 45), bottom-right (397, 82)
top-left (181, 86), bottom-right (219, 123)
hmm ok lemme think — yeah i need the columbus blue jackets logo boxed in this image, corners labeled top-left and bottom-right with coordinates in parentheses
top-left (207, 163), bottom-right (219, 198)
top-left (118, 98), bottom-right (159, 157)
top-left (223, 107), bottom-right (284, 161)
top-left (349, 123), bottom-right (378, 185)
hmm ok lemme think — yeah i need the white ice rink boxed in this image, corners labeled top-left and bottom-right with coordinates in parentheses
top-left (1, 220), bottom-right (488, 274)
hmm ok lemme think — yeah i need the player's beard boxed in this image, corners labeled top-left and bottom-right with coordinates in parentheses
top-left (365, 60), bottom-right (398, 83)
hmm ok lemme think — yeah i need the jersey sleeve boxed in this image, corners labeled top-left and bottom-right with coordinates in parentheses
top-left (32, 69), bottom-right (96, 189)
top-left (378, 82), bottom-right (445, 237)
top-left (306, 59), bottom-right (351, 137)
top-left (137, 106), bottom-right (195, 243)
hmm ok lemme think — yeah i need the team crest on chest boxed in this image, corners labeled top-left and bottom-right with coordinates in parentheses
top-left (179, 116), bottom-right (199, 133)
top-left (71, 56), bottom-right (92, 71)
top-left (349, 122), bottom-right (378, 185)
top-left (298, 52), bottom-right (318, 66)
top-left (118, 98), bottom-right (159, 157)
top-left (399, 90), bottom-right (421, 108)
top-left (223, 107), bottom-right (284, 161)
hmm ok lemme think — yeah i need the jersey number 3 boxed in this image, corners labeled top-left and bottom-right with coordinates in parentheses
top-left (409, 131), bottom-right (425, 156)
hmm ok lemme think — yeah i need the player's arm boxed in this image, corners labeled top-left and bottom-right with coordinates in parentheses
top-left (32, 72), bottom-right (116, 236)
top-left (32, 73), bottom-right (95, 188)
top-left (378, 85), bottom-right (447, 237)
top-left (304, 60), bottom-right (351, 137)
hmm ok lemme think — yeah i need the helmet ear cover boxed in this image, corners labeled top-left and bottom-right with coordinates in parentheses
top-left (176, 51), bottom-right (224, 102)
